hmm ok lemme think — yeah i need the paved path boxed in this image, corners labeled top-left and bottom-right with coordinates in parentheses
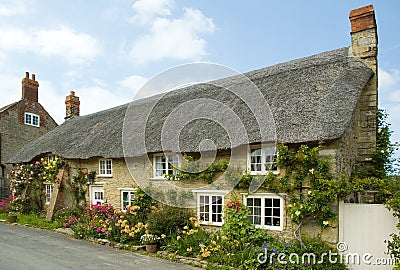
top-left (0, 222), bottom-right (198, 270)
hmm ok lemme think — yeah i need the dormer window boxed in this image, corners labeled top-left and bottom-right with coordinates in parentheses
top-left (153, 154), bottom-right (179, 179)
top-left (24, 112), bottom-right (40, 127)
top-left (249, 145), bottom-right (278, 175)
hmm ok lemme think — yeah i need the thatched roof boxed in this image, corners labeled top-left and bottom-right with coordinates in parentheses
top-left (8, 47), bottom-right (373, 163)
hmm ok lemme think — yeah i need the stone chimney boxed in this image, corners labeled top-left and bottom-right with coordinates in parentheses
top-left (350, 5), bottom-right (378, 68)
top-left (65, 91), bottom-right (80, 120)
top-left (22, 72), bottom-right (39, 103)
top-left (349, 5), bottom-right (378, 166)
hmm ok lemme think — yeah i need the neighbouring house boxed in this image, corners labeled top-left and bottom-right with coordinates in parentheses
top-left (8, 6), bottom-right (378, 243)
top-left (0, 72), bottom-right (58, 199)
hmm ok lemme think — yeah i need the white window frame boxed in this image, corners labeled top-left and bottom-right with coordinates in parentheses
top-left (194, 190), bottom-right (227, 227)
top-left (153, 154), bottom-right (179, 179)
top-left (24, 112), bottom-right (40, 127)
top-left (120, 188), bottom-right (136, 211)
top-left (243, 194), bottom-right (284, 231)
top-left (45, 184), bottom-right (53, 204)
top-left (99, 159), bottom-right (112, 177)
top-left (248, 145), bottom-right (279, 175)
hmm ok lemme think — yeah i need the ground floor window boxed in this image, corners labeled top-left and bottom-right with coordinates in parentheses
top-left (45, 184), bottom-right (53, 204)
top-left (120, 189), bottom-right (136, 211)
top-left (244, 194), bottom-right (283, 230)
top-left (195, 192), bottom-right (225, 226)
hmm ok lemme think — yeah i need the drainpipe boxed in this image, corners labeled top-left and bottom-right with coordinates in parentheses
top-left (0, 132), bottom-right (5, 177)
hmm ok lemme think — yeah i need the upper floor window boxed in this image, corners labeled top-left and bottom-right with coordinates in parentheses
top-left (244, 194), bottom-right (283, 231)
top-left (24, 112), bottom-right (40, 127)
top-left (249, 145), bottom-right (278, 175)
top-left (99, 159), bottom-right (112, 176)
top-left (153, 154), bottom-right (178, 178)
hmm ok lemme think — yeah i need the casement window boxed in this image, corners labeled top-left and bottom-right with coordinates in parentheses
top-left (45, 184), bottom-right (53, 204)
top-left (244, 194), bottom-right (284, 231)
top-left (249, 145), bottom-right (278, 175)
top-left (99, 159), bottom-right (112, 176)
top-left (195, 192), bottom-right (225, 226)
top-left (24, 112), bottom-right (40, 127)
top-left (153, 154), bottom-right (179, 178)
top-left (120, 189), bottom-right (136, 211)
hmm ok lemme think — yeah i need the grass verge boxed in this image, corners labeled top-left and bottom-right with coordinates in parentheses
top-left (0, 212), bottom-right (61, 230)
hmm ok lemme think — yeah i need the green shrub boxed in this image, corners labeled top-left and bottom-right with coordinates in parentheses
top-left (146, 205), bottom-right (193, 237)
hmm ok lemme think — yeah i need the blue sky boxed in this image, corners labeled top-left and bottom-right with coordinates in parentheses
top-left (0, 0), bottom-right (399, 158)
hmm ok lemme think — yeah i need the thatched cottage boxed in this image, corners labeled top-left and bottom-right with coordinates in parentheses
top-left (8, 6), bottom-right (378, 242)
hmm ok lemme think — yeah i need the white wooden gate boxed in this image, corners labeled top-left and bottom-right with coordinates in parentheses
top-left (339, 201), bottom-right (398, 269)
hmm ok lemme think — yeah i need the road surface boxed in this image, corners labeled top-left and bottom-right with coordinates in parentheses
top-left (0, 222), bottom-right (198, 270)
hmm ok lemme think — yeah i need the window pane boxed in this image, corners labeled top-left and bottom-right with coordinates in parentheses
top-left (250, 148), bottom-right (262, 172)
top-left (247, 198), bottom-right (254, 206)
top-left (273, 208), bottom-right (280, 217)
top-left (25, 114), bottom-right (31, 124)
top-left (265, 217), bottom-right (272, 226)
top-left (273, 199), bottom-right (280, 207)
top-left (122, 191), bottom-right (128, 210)
top-left (100, 160), bottom-right (105, 175)
top-left (273, 218), bottom-right (280, 226)
top-left (130, 191), bottom-right (135, 204)
top-left (265, 208), bottom-right (272, 217)
top-left (265, 146), bottom-right (278, 171)
top-left (106, 160), bottom-right (112, 174)
top-left (247, 197), bottom-right (261, 226)
top-left (45, 185), bottom-right (53, 203)
top-left (32, 115), bottom-right (39, 126)
top-left (265, 198), bottom-right (272, 207)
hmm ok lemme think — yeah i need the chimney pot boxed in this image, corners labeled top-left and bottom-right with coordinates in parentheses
top-left (21, 72), bottom-right (39, 103)
top-left (349, 5), bottom-right (376, 33)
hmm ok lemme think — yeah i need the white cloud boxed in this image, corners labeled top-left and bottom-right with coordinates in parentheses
top-left (35, 26), bottom-right (102, 64)
top-left (0, 25), bottom-right (102, 64)
top-left (130, 0), bottom-right (173, 24)
top-left (130, 5), bottom-right (215, 65)
top-left (0, 0), bottom-right (30, 17)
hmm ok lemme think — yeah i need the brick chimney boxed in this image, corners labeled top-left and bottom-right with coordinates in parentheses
top-left (349, 5), bottom-right (378, 166)
top-left (65, 90), bottom-right (80, 120)
top-left (22, 72), bottom-right (39, 103)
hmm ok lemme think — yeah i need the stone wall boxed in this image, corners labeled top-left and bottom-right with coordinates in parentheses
top-left (62, 142), bottom-right (341, 243)
top-left (349, 5), bottom-right (378, 171)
